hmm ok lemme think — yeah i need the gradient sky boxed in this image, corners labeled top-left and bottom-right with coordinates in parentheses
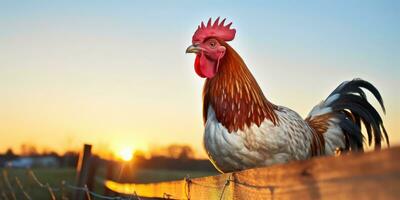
top-left (0, 1), bottom-right (399, 158)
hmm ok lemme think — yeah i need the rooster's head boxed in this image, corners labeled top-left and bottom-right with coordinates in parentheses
top-left (186, 17), bottom-right (236, 78)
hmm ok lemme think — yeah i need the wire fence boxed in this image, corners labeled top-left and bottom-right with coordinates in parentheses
top-left (0, 168), bottom-right (140, 200)
top-left (182, 174), bottom-right (233, 200)
top-left (1, 168), bottom-right (234, 200)
top-left (0, 167), bottom-right (284, 200)
top-left (105, 174), bottom-right (242, 200)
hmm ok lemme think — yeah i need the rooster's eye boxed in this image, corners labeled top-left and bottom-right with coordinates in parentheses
top-left (209, 41), bottom-right (216, 48)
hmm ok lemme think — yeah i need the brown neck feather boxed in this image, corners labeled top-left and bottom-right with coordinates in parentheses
top-left (202, 40), bottom-right (278, 133)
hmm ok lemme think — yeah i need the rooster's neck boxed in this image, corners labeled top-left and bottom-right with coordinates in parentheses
top-left (202, 43), bottom-right (278, 133)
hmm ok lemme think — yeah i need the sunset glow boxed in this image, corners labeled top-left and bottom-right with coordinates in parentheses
top-left (116, 147), bottom-right (134, 161)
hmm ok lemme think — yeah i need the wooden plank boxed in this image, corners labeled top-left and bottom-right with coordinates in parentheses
top-left (105, 147), bottom-right (400, 200)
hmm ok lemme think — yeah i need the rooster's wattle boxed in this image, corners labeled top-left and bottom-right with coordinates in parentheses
top-left (186, 18), bottom-right (389, 173)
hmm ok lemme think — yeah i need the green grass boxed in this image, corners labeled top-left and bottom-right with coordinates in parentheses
top-left (0, 168), bottom-right (77, 200)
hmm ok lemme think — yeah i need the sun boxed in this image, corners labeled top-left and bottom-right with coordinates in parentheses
top-left (116, 147), bottom-right (134, 161)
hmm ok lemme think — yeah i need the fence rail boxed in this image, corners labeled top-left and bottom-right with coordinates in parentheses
top-left (105, 147), bottom-right (400, 200)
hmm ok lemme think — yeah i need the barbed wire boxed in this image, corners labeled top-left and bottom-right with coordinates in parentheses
top-left (66, 184), bottom-right (135, 200)
top-left (14, 177), bottom-right (32, 200)
top-left (183, 172), bottom-right (279, 200)
top-left (1, 191), bottom-right (10, 200)
top-left (229, 178), bottom-right (276, 192)
top-left (218, 175), bottom-right (231, 200)
top-left (2, 170), bottom-right (16, 200)
top-left (184, 175), bottom-right (191, 200)
top-left (183, 174), bottom-right (232, 200)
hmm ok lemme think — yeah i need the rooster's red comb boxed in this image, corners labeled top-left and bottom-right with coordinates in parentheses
top-left (192, 17), bottom-right (236, 43)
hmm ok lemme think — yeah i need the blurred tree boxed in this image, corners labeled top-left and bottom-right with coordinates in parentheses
top-left (178, 145), bottom-right (194, 159)
top-left (4, 148), bottom-right (18, 160)
top-left (20, 144), bottom-right (39, 156)
top-left (134, 150), bottom-right (146, 160)
top-left (151, 144), bottom-right (195, 159)
top-left (62, 151), bottom-right (79, 167)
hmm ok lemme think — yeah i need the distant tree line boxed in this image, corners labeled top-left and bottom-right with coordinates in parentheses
top-left (0, 144), bottom-right (217, 172)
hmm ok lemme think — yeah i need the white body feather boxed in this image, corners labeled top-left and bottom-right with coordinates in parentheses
top-left (204, 106), bottom-right (320, 172)
top-left (307, 94), bottom-right (347, 155)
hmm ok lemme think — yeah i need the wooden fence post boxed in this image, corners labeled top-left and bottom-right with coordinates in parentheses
top-left (74, 144), bottom-right (92, 200)
top-left (86, 157), bottom-right (98, 192)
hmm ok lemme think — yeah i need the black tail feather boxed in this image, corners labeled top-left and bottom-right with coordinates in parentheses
top-left (329, 79), bottom-right (386, 113)
top-left (326, 78), bottom-right (388, 151)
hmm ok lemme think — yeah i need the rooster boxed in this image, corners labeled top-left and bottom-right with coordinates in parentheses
top-left (185, 18), bottom-right (389, 173)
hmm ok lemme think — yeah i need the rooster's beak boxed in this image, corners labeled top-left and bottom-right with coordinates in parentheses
top-left (186, 44), bottom-right (201, 54)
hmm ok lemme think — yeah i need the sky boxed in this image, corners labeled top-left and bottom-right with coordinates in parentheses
top-left (0, 1), bottom-right (399, 158)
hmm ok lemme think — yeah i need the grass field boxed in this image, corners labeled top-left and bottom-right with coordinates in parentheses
top-left (0, 167), bottom-right (217, 199)
top-left (0, 168), bottom-right (77, 200)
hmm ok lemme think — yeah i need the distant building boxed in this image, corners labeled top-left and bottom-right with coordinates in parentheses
top-left (7, 156), bottom-right (59, 168)
top-left (7, 157), bottom-right (33, 168)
